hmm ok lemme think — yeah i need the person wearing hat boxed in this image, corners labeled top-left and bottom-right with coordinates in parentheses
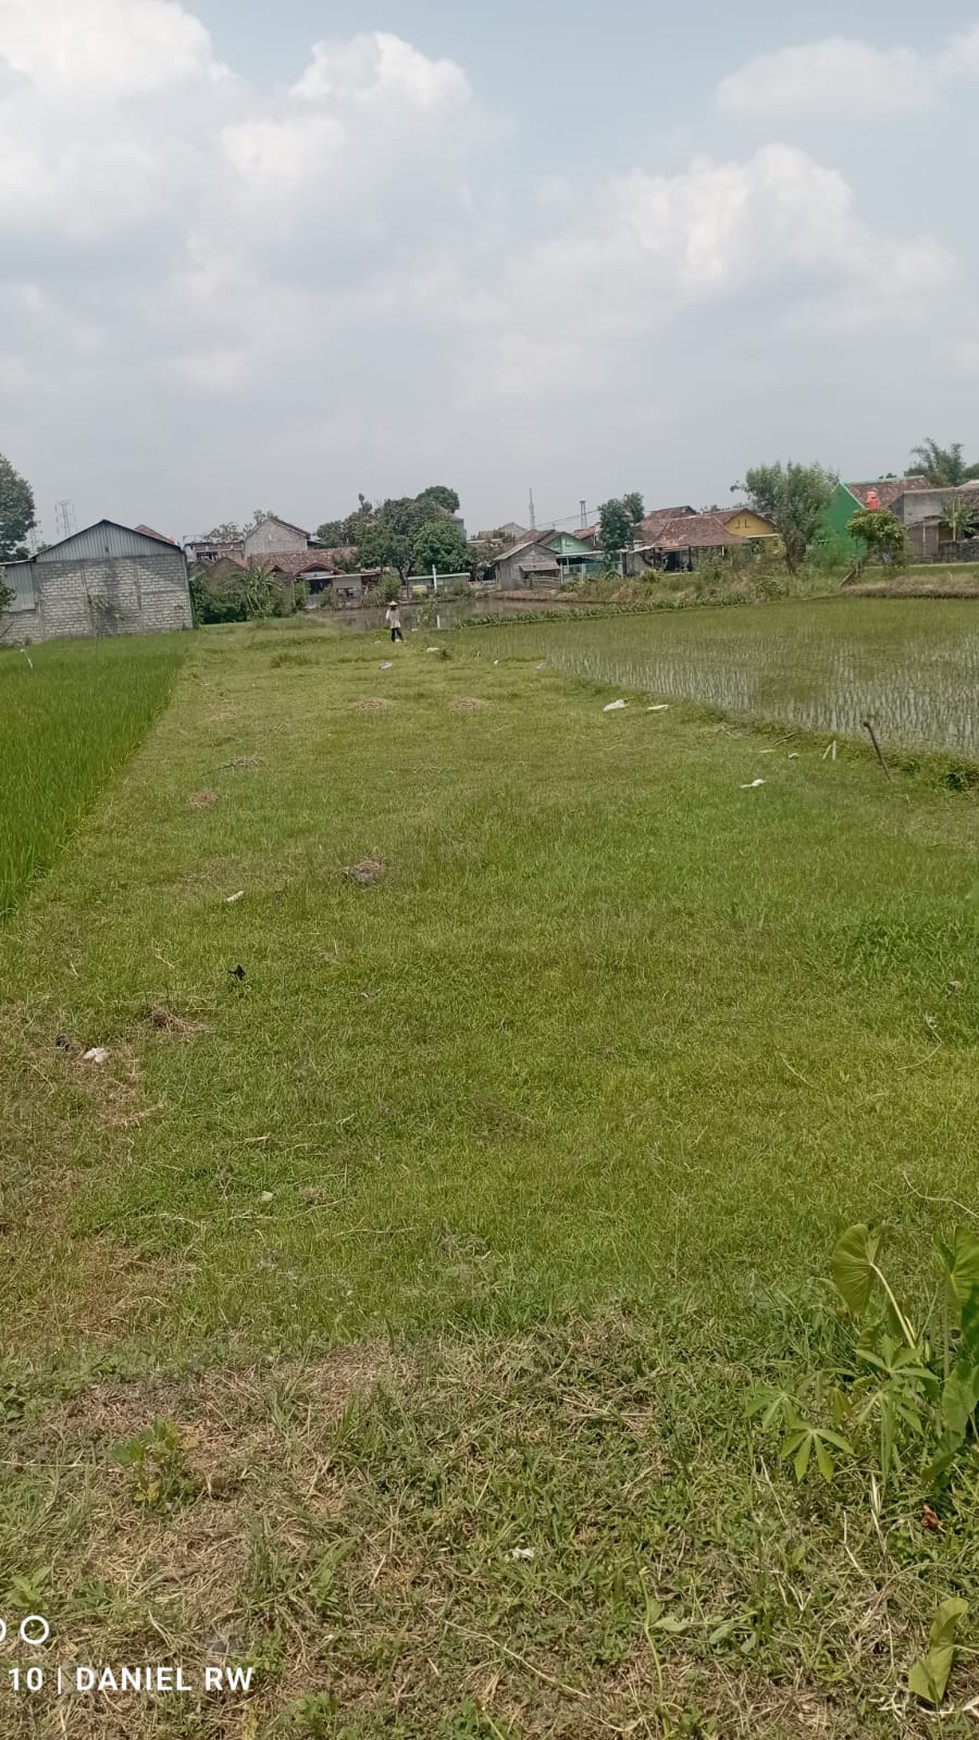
top-left (385, 600), bottom-right (404, 643)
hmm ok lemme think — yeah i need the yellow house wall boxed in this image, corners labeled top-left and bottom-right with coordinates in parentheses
top-left (726, 511), bottom-right (775, 537)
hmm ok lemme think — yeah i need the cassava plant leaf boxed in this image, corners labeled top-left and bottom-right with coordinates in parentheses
top-left (908, 1598), bottom-right (969, 1706)
top-left (832, 1224), bottom-right (880, 1317)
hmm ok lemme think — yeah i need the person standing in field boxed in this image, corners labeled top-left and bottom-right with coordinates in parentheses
top-left (385, 600), bottom-right (404, 643)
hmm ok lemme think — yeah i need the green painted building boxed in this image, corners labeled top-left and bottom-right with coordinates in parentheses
top-left (820, 479), bottom-right (913, 562)
top-left (545, 532), bottom-right (602, 579)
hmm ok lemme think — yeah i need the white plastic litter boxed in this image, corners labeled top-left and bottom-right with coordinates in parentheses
top-left (603, 700), bottom-right (628, 712)
top-left (260, 1192), bottom-right (274, 1204)
top-left (646, 704), bottom-right (670, 712)
top-left (788, 752), bottom-right (800, 760)
top-left (379, 661), bottom-right (393, 670)
top-left (740, 779), bottom-right (766, 789)
top-left (508, 1547), bottom-right (535, 1561)
top-left (82, 1047), bottom-right (110, 1065)
top-left (226, 891), bottom-right (245, 904)
top-left (427, 647), bottom-right (441, 653)
top-left (535, 662), bottom-right (547, 671)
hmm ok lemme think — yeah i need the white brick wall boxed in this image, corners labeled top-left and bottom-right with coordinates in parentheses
top-left (1, 554), bottom-right (191, 644)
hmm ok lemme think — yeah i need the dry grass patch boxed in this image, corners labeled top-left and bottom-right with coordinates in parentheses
top-left (356, 697), bottom-right (394, 712)
top-left (146, 1004), bottom-right (209, 1041)
top-left (1, 1321), bottom-right (977, 1735)
top-left (188, 788), bottom-right (220, 809)
top-left (450, 697), bottom-right (489, 712)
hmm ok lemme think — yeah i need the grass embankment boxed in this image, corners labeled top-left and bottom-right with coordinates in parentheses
top-left (2, 618), bottom-right (979, 1736)
top-left (0, 635), bottom-right (188, 920)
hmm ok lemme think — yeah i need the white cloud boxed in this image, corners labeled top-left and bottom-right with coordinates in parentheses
top-left (718, 25), bottom-right (979, 118)
top-left (0, 0), bottom-right (974, 535)
top-left (0, 0), bottom-right (223, 97)
top-left (465, 145), bottom-right (955, 406)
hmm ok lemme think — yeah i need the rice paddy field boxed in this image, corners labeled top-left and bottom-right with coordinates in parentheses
top-left (2, 602), bottom-right (979, 1739)
top-left (0, 635), bottom-right (188, 920)
top-left (469, 597), bottom-right (979, 758)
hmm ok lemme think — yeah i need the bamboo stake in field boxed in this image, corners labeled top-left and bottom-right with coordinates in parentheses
top-left (862, 718), bottom-right (892, 780)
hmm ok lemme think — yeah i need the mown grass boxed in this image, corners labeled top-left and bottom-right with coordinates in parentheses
top-left (0, 635), bottom-right (188, 920)
top-left (2, 615), bottom-right (979, 1735)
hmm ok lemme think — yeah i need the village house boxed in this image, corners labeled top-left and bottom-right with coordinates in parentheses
top-left (821, 478), bottom-right (939, 560)
top-left (888, 485), bottom-right (979, 561)
top-left (2, 520), bottom-right (192, 644)
top-left (486, 528), bottom-right (602, 588)
top-left (186, 516), bottom-right (377, 605)
top-left (626, 506), bottom-right (778, 574)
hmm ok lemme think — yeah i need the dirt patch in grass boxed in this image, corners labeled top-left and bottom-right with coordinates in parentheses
top-left (188, 788), bottom-right (220, 809)
top-left (357, 697), bottom-right (395, 711)
top-left (146, 1003), bottom-right (209, 1041)
top-left (72, 1043), bottom-right (158, 1132)
top-left (343, 857), bottom-right (386, 886)
top-left (450, 697), bottom-right (489, 712)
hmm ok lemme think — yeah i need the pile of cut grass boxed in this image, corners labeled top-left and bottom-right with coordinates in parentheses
top-left (0, 635), bottom-right (187, 920)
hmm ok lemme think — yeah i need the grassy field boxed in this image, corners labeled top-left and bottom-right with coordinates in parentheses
top-left (469, 597), bottom-right (979, 759)
top-left (0, 635), bottom-right (188, 920)
top-left (2, 613), bottom-right (979, 1737)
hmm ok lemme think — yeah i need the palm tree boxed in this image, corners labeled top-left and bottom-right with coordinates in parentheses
top-left (907, 439), bottom-right (979, 487)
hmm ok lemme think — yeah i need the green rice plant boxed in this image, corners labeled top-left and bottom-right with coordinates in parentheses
top-left (0, 635), bottom-right (186, 919)
top-left (462, 597), bottom-right (979, 756)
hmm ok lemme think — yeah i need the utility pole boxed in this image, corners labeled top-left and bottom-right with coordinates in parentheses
top-left (580, 499), bottom-right (587, 529)
top-left (528, 489), bottom-right (536, 532)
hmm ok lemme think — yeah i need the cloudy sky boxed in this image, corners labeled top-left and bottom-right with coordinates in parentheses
top-left (2, 0), bottom-right (978, 543)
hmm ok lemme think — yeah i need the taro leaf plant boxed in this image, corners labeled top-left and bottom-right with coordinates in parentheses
top-left (908, 1597), bottom-right (970, 1708)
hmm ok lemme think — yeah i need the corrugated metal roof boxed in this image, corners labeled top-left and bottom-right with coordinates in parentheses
top-left (35, 520), bottom-right (182, 562)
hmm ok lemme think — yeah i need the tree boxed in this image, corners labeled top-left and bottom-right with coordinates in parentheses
top-left (622, 492), bottom-right (645, 526)
top-left (197, 509), bottom-right (279, 543)
top-left (598, 498), bottom-right (635, 561)
top-left (846, 507), bottom-right (907, 570)
top-left (316, 494), bottom-right (374, 549)
top-left (197, 520), bottom-right (244, 543)
top-left (0, 453), bottom-right (37, 562)
top-left (907, 440), bottom-right (979, 487)
top-left (415, 484), bottom-right (460, 515)
top-left (738, 462), bottom-right (836, 573)
top-left (412, 517), bottom-right (472, 575)
top-left (940, 497), bottom-right (978, 543)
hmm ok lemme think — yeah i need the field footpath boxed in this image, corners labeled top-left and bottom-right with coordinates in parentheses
top-left (2, 619), bottom-right (979, 1737)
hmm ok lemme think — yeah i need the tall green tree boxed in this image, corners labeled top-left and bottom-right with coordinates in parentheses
top-left (0, 452), bottom-right (37, 562)
top-left (412, 518), bottom-right (472, 575)
top-left (622, 492), bottom-right (645, 526)
top-left (738, 462), bottom-right (837, 573)
top-left (598, 498), bottom-right (635, 561)
top-left (908, 440), bottom-right (979, 487)
top-left (330, 486), bottom-right (466, 587)
top-left (416, 484), bottom-right (460, 515)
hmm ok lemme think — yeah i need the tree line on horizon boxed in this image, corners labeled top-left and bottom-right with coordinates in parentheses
top-left (2, 434), bottom-right (978, 596)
